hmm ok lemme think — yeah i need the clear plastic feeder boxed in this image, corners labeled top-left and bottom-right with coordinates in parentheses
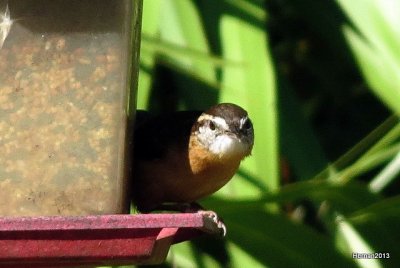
top-left (0, 0), bottom-right (141, 216)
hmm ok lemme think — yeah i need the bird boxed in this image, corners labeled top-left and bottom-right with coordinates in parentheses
top-left (130, 103), bottom-right (254, 234)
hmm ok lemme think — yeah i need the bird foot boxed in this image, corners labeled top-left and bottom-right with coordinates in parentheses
top-left (152, 202), bottom-right (227, 236)
top-left (196, 210), bottom-right (226, 237)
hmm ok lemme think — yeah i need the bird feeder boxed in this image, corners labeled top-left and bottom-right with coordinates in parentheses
top-left (0, 1), bottom-right (219, 266)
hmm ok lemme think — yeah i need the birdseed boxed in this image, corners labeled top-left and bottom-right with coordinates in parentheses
top-left (0, 14), bottom-right (129, 216)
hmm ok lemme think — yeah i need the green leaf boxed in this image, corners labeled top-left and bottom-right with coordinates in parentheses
top-left (342, 25), bottom-right (400, 115)
top-left (345, 197), bottom-right (400, 268)
top-left (337, 0), bottom-right (400, 115)
top-left (219, 15), bottom-right (279, 197)
top-left (369, 151), bottom-right (400, 193)
top-left (335, 215), bottom-right (383, 268)
top-left (159, 0), bottom-right (216, 84)
top-left (224, 209), bottom-right (356, 268)
top-left (204, 180), bottom-right (379, 215)
top-left (137, 0), bottom-right (162, 109)
top-left (227, 242), bottom-right (266, 268)
top-left (278, 81), bottom-right (328, 181)
top-left (348, 195), bottom-right (400, 224)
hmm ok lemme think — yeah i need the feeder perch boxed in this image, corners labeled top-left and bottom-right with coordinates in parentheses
top-left (0, 213), bottom-right (221, 267)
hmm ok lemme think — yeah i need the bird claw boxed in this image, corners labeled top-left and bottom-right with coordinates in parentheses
top-left (197, 210), bottom-right (226, 237)
top-left (152, 203), bottom-right (227, 236)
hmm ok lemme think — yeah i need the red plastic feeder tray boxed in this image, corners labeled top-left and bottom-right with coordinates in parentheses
top-left (0, 213), bottom-right (221, 267)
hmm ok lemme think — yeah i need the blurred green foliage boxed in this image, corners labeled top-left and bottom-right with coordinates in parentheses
top-left (129, 0), bottom-right (400, 267)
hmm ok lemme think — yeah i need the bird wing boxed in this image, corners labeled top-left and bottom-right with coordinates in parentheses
top-left (133, 110), bottom-right (202, 161)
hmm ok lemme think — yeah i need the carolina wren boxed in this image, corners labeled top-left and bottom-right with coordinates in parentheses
top-left (131, 103), bottom-right (254, 216)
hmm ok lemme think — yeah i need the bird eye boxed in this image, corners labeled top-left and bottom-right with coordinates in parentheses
top-left (209, 121), bottom-right (216, 130)
top-left (243, 119), bottom-right (252, 130)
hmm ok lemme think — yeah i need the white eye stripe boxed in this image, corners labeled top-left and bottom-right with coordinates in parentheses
top-left (240, 116), bottom-right (249, 129)
top-left (210, 117), bottom-right (229, 130)
top-left (197, 114), bottom-right (214, 122)
top-left (197, 114), bottom-right (229, 131)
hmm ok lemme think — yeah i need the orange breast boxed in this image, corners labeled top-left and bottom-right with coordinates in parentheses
top-left (133, 135), bottom-right (243, 211)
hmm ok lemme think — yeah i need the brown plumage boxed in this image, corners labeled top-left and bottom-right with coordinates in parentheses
top-left (131, 103), bottom-right (254, 213)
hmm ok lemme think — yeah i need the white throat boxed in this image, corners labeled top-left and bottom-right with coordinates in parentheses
top-left (207, 134), bottom-right (250, 158)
